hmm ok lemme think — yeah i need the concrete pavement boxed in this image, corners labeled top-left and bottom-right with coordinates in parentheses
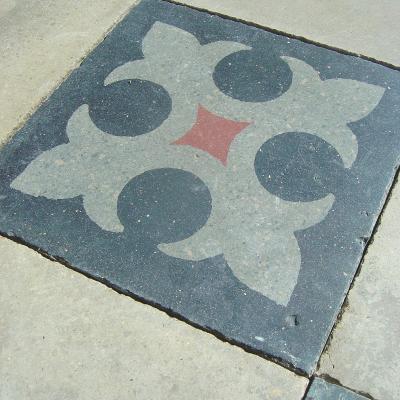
top-left (1, 1), bottom-right (399, 399)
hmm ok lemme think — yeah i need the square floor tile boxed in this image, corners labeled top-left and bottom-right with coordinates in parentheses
top-left (0, 0), bottom-right (399, 373)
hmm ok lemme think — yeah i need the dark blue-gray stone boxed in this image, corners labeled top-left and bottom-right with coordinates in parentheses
top-left (255, 132), bottom-right (345, 202)
top-left (213, 49), bottom-right (293, 102)
top-left (118, 168), bottom-right (211, 243)
top-left (306, 378), bottom-right (368, 399)
top-left (89, 79), bottom-right (172, 136)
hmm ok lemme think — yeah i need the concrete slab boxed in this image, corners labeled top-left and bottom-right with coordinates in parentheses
top-left (0, 237), bottom-right (308, 400)
top-left (305, 378), bottom-right (367, 400)
top-left (0, 0), bottom-right (137, 146)
top-left (1, 0), bottom-right (400, 373)
top-left (318, 179), bottom-right (400, 400)
top-left (175, 0), bottom-right (400, 67)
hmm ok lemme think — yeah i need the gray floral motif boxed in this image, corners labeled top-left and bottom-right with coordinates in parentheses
top-left (11, 22), bottom-right (385, 306)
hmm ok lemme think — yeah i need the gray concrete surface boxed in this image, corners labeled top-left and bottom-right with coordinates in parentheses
top-left (0, 238), bottom-right (308, 400)
top-left (0, 0), bottom-right (137, 145)
top-left (176, 0), bottom-right (400, 67)
top-left (318, 179), bottom-right (400, 400)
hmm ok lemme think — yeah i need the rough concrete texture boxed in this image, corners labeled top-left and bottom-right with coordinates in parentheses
top-left (319, 179), bottom-right (400, 400)
top-left (0, 238), bottom-right (308, 400)
top-left (176, 0), bottom-right (400, 67)
top-left (0, 0), bottom-right (137, 145)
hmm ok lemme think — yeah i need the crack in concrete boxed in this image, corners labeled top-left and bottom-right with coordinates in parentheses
top-left (301, 377), bottom-right (315, 400)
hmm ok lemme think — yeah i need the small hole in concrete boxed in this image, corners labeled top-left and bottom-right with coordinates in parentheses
top-left (285, 314), bottom-right (300, 327)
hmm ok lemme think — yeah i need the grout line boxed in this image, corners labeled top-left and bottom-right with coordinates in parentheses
top-left (165, 0), bottom-right (400, 72)
top-left (301, 376), bottom-right (314, 400)
top-left (0, 230), bottom-right (309, 379)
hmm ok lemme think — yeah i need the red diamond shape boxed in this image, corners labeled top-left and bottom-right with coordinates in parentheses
top-left (172, 105), bottom-right (251, 166)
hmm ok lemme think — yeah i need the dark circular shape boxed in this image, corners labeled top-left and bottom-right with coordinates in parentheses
top-left (89, 79), bottom-right (172, 136)
top-left (255, 132), bottom-right (345, 202)
top-left (213, 49), bottom-right (292, 102)
top-left (117, 168), bottom-right (212, 244)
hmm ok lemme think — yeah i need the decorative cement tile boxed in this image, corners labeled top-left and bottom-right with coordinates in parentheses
top-left (0, 0), bottom-right (399, 373)
top-left (306, 378), bottom-right (368, 399)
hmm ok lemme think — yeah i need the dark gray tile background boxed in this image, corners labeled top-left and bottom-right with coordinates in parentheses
top-left (0, 0), bottom-right (399, 373)
top-left (306, 378), bottom-right (368, 399)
